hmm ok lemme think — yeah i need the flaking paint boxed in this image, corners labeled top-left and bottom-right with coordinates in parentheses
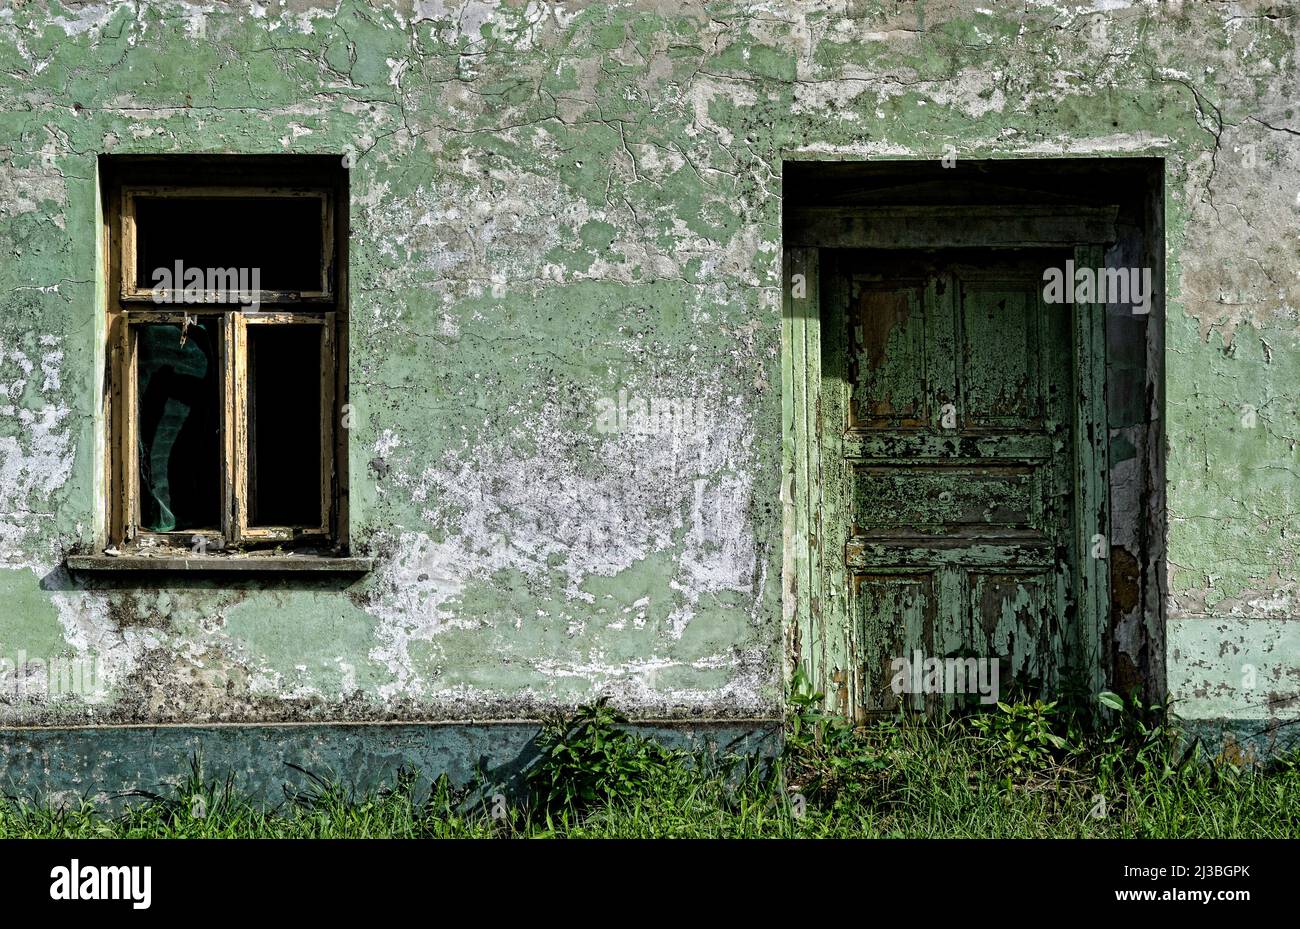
top-left (0, 0), bottom-right (1293, 759)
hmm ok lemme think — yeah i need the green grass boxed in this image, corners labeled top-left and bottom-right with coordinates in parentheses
top-left (3, 698), bottom-right (1298, 838)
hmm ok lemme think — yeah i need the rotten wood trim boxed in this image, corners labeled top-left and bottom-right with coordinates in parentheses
top-left (780, 245), bottom-right (832, 712)
top-left (1072, 244), bottom-right (1113, 697)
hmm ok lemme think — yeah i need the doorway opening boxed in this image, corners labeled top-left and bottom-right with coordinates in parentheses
top-left (781, 158), bottom-right (1165, 720)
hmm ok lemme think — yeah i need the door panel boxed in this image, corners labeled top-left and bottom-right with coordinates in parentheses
top-left (852, 464), bottom-right (1038, 531)
top-left (824, 250), bottom-right (1077, 716)
top-left (958, 280), bottom-right (1044, 427)
top-left (848, 284), bottom-right (929, 429)
top-left (969, 569), bottom-right (1056, 691)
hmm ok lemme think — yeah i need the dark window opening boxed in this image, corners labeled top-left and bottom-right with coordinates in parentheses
top-left (248, 325), bottom-right (323, 528)
top-left (133, 196), bottom-right (324, 293)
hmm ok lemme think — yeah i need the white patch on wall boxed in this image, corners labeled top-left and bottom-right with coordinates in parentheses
top-left (0, 341), bottom-right (75, 566)
top-left (50, 586), bottom-right (136, 703)
top-left (366, 529), bottom-right (478, 698)
top-left (42, 3), bottom-right (119, 38)
top-left (0, 141), bottom-right (68, 221)
top-left (357, 167), bottom-right (767, 311)
top-left (363, 371), bottom-right (759, 696)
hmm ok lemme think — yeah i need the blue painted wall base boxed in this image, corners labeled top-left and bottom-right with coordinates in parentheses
top-left (0, 721), bottom-right (783, 809)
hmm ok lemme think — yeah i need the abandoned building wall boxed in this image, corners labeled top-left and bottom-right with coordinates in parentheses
top-left (0, 1), bottom-right (1295, 748)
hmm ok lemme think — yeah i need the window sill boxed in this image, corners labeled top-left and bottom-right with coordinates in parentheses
top-left (66, 554), bottom-right (374, 575)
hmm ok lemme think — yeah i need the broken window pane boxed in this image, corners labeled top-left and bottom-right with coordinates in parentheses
top-left (247, 325), bottom-right (323, 527)
top-left (133, 197), bottom-right (325, 293)
top-left (136, 321), bottom-right (221, 532)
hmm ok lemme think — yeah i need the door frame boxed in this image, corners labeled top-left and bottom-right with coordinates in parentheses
top-left (782, 205), bottom-right (1117, 718)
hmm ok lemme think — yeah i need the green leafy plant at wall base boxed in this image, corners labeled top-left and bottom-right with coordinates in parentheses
top-left (969, 699), bottom-right (1071, 776)
top-left (526, 696), bottom-right (682, 811)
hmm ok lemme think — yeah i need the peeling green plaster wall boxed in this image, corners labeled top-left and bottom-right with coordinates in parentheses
top-left (0, 1), bottom-right (1295, 745)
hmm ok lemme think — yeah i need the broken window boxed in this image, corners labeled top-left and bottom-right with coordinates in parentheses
top-left (103, 159), bottom-right (347, 553)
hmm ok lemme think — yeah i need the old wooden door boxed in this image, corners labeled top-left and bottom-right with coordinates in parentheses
top-left (819, 249), bottom-right (1089, 716)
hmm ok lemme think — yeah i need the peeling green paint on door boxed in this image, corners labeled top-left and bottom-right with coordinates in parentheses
top-left (787, 240), bottom-right (1112, 720)
top-left (827, 250), bottom-right (1082, 715)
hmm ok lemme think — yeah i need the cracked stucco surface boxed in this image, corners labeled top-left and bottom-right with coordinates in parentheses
top-left (0, 0), bottom-right (1295, 730)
